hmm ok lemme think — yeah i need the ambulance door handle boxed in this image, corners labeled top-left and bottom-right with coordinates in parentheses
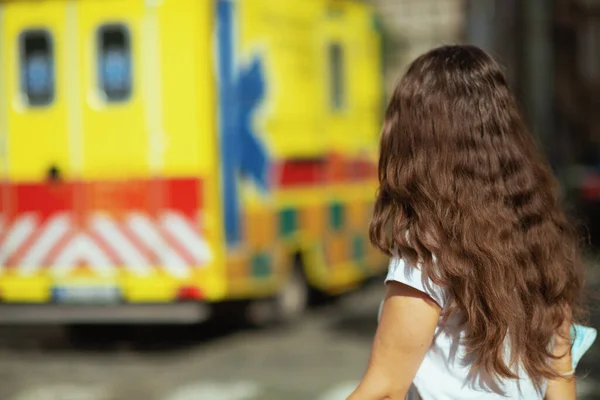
top-left (47, 165), bottom-right (61, 183)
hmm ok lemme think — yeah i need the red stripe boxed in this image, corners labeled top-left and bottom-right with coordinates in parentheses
top-left (5, 178), bottom-right (202, 216)
top-left (42, 229), bottom-right (76, 266)
top-left (163, 178), bottom-right (201, 218)
top-left (349, 159), bottom-right (378, 181)
top-left (276, 155), bottom-right (377, 188)
top-left (14, 183), bottom-right (77, 216)
top-left (86, 229), bottom-right (121, 266)
top-left (324, 153), bottom-right (347, 183)
top-left (3, 178), bottom-right (204, 272)
top-left (158, 223), bottom-right (197, 266)
top-left (119, 221), bottom-right (162, 272)
top-left (88, 218), bottom-right (155, 267)
top-left (0, 183), bottom-right (8, 238)
top-left (278, 158), bottom-right (326, 187)
top-left (6, 216), bottom-right (48, 266)
top-left (0, 215), bottom-right (18, 253)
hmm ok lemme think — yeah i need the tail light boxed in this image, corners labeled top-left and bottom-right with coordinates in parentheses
top-left (177, 286), bottom-right (203, 301)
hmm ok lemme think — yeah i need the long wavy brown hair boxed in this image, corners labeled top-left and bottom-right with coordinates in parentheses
top-left (370, 45), bottom-right (586, 387)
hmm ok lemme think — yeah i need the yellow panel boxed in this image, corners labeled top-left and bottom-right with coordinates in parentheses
top-left (327, 261), bottom-right (363, 294)
top-left (122, 276), bottom-right (178, 302)
top-left (322, 1), bottom-right (382, 156)
top-left (275, 181), bottom-right (378, 208)
top-left (0, 275), bottom-right (51, 303)
top-left (238, 0), bottom-right (327, 158)
top-left (157, 0), bottom-right (216, 177)
top-left (77, 0), bottom-right (148, 179)
top-left (347, 5), bottom-right (382, 151)
top-left (1, 0), bottom-right (71, 182)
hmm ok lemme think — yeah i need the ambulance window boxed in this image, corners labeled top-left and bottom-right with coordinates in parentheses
top-left (328, 42), bottom-right (346, 111)
top-left (97, 24), bottom-right (132, 102)
top-left (19, 30), bottom-right (54, 106)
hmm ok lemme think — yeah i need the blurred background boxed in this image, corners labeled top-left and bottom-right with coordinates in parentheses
top-left (0, 0), bottom-right (598, 399)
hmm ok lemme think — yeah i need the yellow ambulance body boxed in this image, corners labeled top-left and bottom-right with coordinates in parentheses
top-left (0, 0), bottom-right (385, 324)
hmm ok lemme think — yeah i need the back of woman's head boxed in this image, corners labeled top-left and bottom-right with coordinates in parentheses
top-left (370, 44), bottom-right (586, 387)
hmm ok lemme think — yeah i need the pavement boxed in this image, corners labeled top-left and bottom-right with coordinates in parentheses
top-left (0, 280), bottom-right (598, 400)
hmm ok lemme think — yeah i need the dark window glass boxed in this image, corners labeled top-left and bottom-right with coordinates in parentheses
top-left (328, 43), bottom-right (345, 111)
top-left (20, 30), bottom-right (54, 106)
top-left (98, 24), bottom-right (132, 102)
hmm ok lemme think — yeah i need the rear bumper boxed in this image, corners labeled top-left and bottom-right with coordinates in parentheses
top-left (0, 302), bottom-right (211, 325)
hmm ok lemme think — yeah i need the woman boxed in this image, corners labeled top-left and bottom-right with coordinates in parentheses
top-left (349, 45), bottom-right (587, 399)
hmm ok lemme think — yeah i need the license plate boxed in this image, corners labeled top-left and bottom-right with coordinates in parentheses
top-left (53, 285), bottom-right (121, 305)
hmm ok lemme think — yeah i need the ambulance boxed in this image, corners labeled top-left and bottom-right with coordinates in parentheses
top-left (0, 0), bottom-right (385, 326)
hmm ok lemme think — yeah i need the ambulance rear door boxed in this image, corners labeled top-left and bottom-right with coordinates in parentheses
top-left (0, 0), bottom-right (76, 303)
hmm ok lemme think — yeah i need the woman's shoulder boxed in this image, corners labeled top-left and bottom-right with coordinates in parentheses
top-left (385, 257), bottom-right (448, 309)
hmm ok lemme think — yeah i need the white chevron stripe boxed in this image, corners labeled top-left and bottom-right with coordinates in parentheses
top-left (90, 214), bottom-right (152, 276)
top-left (20, 213), bottom-right (71, 275)
top-left (51, 234), bottom-right (114, 278)
top-left (161, 212), bottom-right (212, 265)
top-left (127, 213), bottom-right (189, 278)
top-left (0, 212), bottom-right (210, 278)
top-left (0, 214), bottom-right (37, 266)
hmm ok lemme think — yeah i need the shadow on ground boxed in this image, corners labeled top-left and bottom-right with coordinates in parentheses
top-left (325, 282), bottom-right (381, 340)
top-left (0, 297), bottom-right (344, 354)
top-left (0, 319), bottom-right (244, 354)
top-left (326, 310), bottom-right (378, 340)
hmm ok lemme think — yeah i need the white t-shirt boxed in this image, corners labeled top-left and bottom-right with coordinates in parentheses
top-left (383, 257), bottom-right (544, 400)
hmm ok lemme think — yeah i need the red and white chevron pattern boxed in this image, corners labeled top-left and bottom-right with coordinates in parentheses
top-left (0, 211), bottom-right (212, 278)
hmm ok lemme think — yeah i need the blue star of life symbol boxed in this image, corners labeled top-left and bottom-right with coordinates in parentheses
top-left (217, 0), bottom-right (271, 246)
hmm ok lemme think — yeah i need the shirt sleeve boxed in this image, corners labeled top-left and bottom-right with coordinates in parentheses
top-left (385, 257), bottom-right (447, 309)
